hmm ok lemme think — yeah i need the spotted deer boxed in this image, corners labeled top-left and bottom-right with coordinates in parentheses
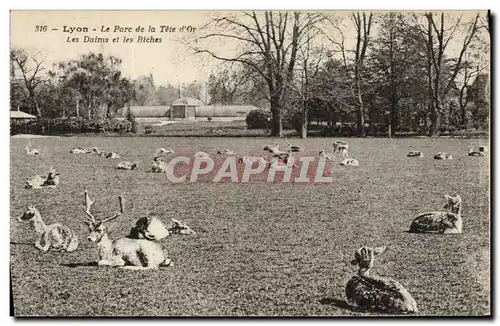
top-left (345, 246), bottom-right (418, 314)
top-left (17, 205), bottom-right (78, 252)
top-left (82, 189), bottom-right (173, 270)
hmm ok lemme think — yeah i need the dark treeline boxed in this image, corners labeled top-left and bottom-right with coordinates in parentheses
top-left (11, 11), bottom-right (490, 137)
top-left (190, 11), bottom-right (490, 137)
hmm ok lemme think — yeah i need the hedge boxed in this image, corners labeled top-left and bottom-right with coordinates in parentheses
top-left (246, 109), bottom-right (272, 129)
top-left (10, 117), bottom-right (132, 135)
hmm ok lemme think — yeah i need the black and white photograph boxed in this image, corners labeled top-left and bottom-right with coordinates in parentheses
top-left (8, 9), bottom-right (491, 317)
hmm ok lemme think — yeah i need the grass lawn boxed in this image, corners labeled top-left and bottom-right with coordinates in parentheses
top-left (10, 136), bottom-right (490, 316)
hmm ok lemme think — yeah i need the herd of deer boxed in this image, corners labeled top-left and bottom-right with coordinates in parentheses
top-left (18, 139), bottom-right (485, 314)
top-left (18, 188), bottom-right (195, 270)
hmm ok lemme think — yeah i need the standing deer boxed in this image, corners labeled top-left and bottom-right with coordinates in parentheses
top-left (82, 189), bottom-right (173, 270)
top-left (333, 141), bottom-right (349, 159)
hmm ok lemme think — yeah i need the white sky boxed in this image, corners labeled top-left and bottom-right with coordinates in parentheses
top-left (10, 10), bottom-right (488, 87)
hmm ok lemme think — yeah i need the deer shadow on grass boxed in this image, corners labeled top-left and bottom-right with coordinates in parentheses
top-left (319, 297), bottom-right (366, 313)
top-left (10, 241), bottom-right (34, 246)
top-left (61, 261), bottom-right (98, 268)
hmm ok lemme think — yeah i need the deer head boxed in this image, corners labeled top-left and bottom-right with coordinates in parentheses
top-left (18, 204), bottom-right (38, 223)
top-left (350, 246), bottom-right (387, 276)
top-left (443, 194), bottom-right (462, 215)
top-left (82, 189), bottom-right (124, 242)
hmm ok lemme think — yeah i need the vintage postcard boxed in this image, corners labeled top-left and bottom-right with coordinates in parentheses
top-left (9, 10), bottom-right (490, 317)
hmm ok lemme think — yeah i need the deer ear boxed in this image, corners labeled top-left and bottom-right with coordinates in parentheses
top-left (360, 247), bottom-right (368, 257)
top-left (373, 246), bottom-right (387, 255)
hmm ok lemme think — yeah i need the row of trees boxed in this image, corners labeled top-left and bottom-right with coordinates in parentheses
top-left (190, 11), bottom-right (490, 137)
top-left (11, 11), bottom-right (490, 138)
top-left (10, 51), bottom-right (209, 119)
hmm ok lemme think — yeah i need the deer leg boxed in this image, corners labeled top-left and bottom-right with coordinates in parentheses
top-left (34, 239), bottom-right (43, 251)
top-left (111, 256), bottom-right (126, 267)
top-left (98, 259), bottom-right (115, 266)
top-left (37, 233), bottom-right (51, 252)
top-left (160, 257), bottom-right (174, 267)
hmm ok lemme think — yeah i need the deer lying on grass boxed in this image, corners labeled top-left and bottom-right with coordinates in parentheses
top-left (129, 217), bottom-right (196, 240)
top-left (70, 147), bottom-right (89, 154)
top-left (151, 156), bottom-right (168, 173)
top-left (217, 149), bottom-right (235, 155)
top-left (83, 190), bottom-right (173, 270)
top-left (25, 168), bottom-right (60, 189)
top-left (468, 148), bottom-right (485, 157)
top-left (129, 216), bottom-right (170, 241)
top-left (284, 139), bottom-right (302, 152)
top-left (116, 162), bottom-right (139, 170)
top-left (18, 205), bottom-right (79, 252)
top-left (25, 174), bottom-right (45, 189)
top-left (434, 152), bottom-right (453, 160)
top-left (407, 151), bottom-right (424, 157)
top-left (237, 156), bottom-right (268, 166)
top-left (105, 152), bottom-right (121, 159)
top-left (409, 194), bottom-right (463, 234)
top-left (340, 158), bottom-right (359, 167)
top-left (345, 246), bottom-right (418, 314)
top-left (42, 168), bottom-right (60, 188)
top-left (25, 145), bottom-right (39, 155)
top-left (169, 218), bottom-right (196, 235)
top-left (263, 141), bottom-right (280, 153)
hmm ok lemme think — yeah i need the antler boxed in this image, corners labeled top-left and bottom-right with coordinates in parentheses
top-left (101, 196), bottom-right (124, 224)
top-left (83, 189), bottom-right (97, 223)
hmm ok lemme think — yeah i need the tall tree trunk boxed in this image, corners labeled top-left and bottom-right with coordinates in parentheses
top-left (76, 98), bottom-right (80, 118)
top-left (29, 89), bottom-right (41, 117)
top-left (355, 74), bottom-right (365, 137)
top-left (270, 96), bottom-right (283, 137)
top-left (301, 105), bottom-right (308, 139)
top-left (430, 98), bottom-right (442, 137)
top-left (106, 103), bottom-right (111, 119)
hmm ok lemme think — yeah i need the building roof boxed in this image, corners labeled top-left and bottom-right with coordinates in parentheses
top-left (10, 110), bottom-right (37, 119)
top-left (196, 105), bottom-right (259, 118)
top-left (119, 106), bottom-right (171, 117)
top-left (171, 97), bottom-right (203, 107)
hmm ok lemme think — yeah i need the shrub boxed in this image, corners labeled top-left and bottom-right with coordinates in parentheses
top-left (10, 117), bottom-right (132, 135)
top-left (246, 109), bottom-right (272, 129)
top-left (10, 120), bottom-right (30, 135)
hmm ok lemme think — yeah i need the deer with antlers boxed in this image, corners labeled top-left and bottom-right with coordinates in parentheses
top-left (82, 189), bottom-right (174, 270)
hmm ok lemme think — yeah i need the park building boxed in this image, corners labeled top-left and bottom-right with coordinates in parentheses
top-left (118, 97), bottom-right (259, 124)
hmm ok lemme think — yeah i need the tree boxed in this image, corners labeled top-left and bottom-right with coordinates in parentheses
top-left (190, 11), bottom-right (325, 137)
top-left (182, 80), bottom-right (204, 101)
top-left (53, 53), bottom-right (133, 119)
top-left (281, 12), bottom-right (327, 139)
top-left (369, 13), bottom-right (425, 136)
top-left (413, 12), bottom-right (481, 136)
top-left (10, 49), bottom-right (47, 116)
top-left (157, 83), bottom-right (180, 105)
top-left (132, 74), bottom-right (158, 106)
top-left (352, 12), bottom-right (374, 137)
top-left (207, 64), bottom-right (272, 107)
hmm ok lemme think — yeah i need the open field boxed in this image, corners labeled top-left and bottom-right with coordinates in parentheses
top-left (10, 136), bottom-right (490, 316)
